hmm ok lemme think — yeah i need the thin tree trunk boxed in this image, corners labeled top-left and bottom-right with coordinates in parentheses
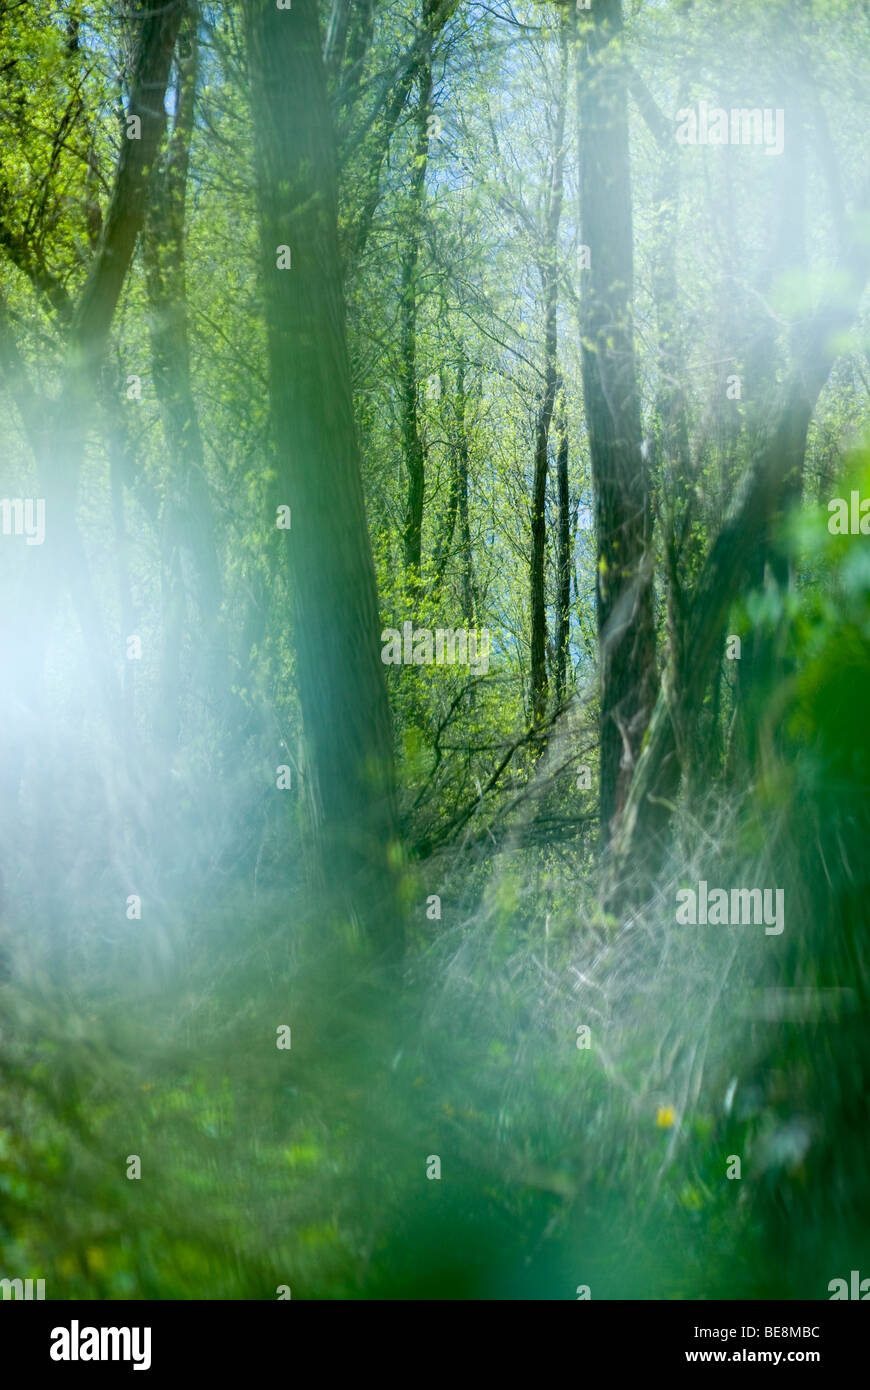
top-left (530, 35), bottom-right (566, 725)
top-left (649, 119), bottom-right (692, 793)
top-left (456, 348), bottom-right (477, 625)
top-left (324, 0), bottom-right (355, 76)
top-left (341, 3), bottom-right (456, 273)
top-left (530, 340), bottom-right (556, 725)
top-left (432, 346), bottom-right (477, 618)
top-left (401, 1), bottom-right (435, 599)
top-left (431, 366), bottom-right (458, 600)
top-left (554, 388), bottom-right (571, 705)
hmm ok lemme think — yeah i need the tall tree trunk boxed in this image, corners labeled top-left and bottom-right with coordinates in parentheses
top-left (554, 388), bottom-right (571, 706)
top-left (142, 3), bottom-right (223, 748)
top-left (530, 36), bottom-right (566, 726)
top-left (401, 1), bottom-right (435, 599)
top-left (324, 0), bottom-right (353, 76)
top-left (455, 347), bottom-right (477, 625)
top-left (1, 0), bottom-right (183, 740)
top-left (736, 96), bottom-right (808, 756)
top-left (606, 205), bottom-right (870, 903)
top-left (243, 0), bottom-right (402, 953)
top-left (649, 121), bottom-right (692, 794)
top-left (530, 334), bottom-right (556, 725)
top-left (574, 0), bottom-right (658, 842)
top-left (432, 346), bottom-right (477, 619)
top-left (0, 0), bottom-right (183, 985)
top-left (329, 0), bottom-right (375, 103)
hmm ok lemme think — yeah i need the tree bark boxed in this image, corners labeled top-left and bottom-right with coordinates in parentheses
top-left (606, 205), bottom-right (870, 901)
top-left (736, 97), bottom-right (808, 755)
top-left (455, 348), bottom-right (477, 625)
top-left (400, 2), bottom-right (435, 599)
top-left (554, 389), bottom-right (571, 706)
top-left (243, 0), bottom-right (402, 953)
top-left (574, 0), bottom-right (659, 842)
top-left (0, 0), bottom-right (184, 738)
top-left (530, 35), bottom-right (566, 725)
top-left (142, 4), bottom-right (224, 748)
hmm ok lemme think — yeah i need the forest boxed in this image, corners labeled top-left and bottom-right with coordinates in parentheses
top-left (0, 0), bottom-right (869, 1301)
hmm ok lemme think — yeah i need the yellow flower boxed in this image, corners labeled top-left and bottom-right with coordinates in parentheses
top-left (656, 1106), bottom-right (676, 1129)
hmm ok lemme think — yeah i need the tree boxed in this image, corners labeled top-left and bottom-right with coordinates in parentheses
top-left (530, 26), bottom-right (567, 725)
top-left (400, 0), bottom-right (438, 599)
top-left (574, 0), bottom-right (658, 845)
top-left (607, 169), bottom-right (870, 901)
top-left (243, 0), bottom-right (402, 953)
top-left (142, 2), bottom-right (224, 748)
top-left (0, 0), bottom-right (185, 733)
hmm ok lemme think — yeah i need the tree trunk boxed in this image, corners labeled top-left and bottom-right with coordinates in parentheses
top-left (574, 0), bottom-right (659, 845)
top-left (243, 0), bottom-right (402, 953)
top-left (456, 348), bottom-right (477, 625)
top-left (607, 243), bottom-right (870, 902)
top-left (400, 9), bottom-right (433, 599)
top-left (736, 98), bottom-right (808, 756)
top-left (554, 389), bottom-right (571, 706)
top-left (1, 0), bottom-right (183, 741)
top-left (142, 4), bottom-right (223, 748)
top-left (530, 36), bottom-right (566, 725)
